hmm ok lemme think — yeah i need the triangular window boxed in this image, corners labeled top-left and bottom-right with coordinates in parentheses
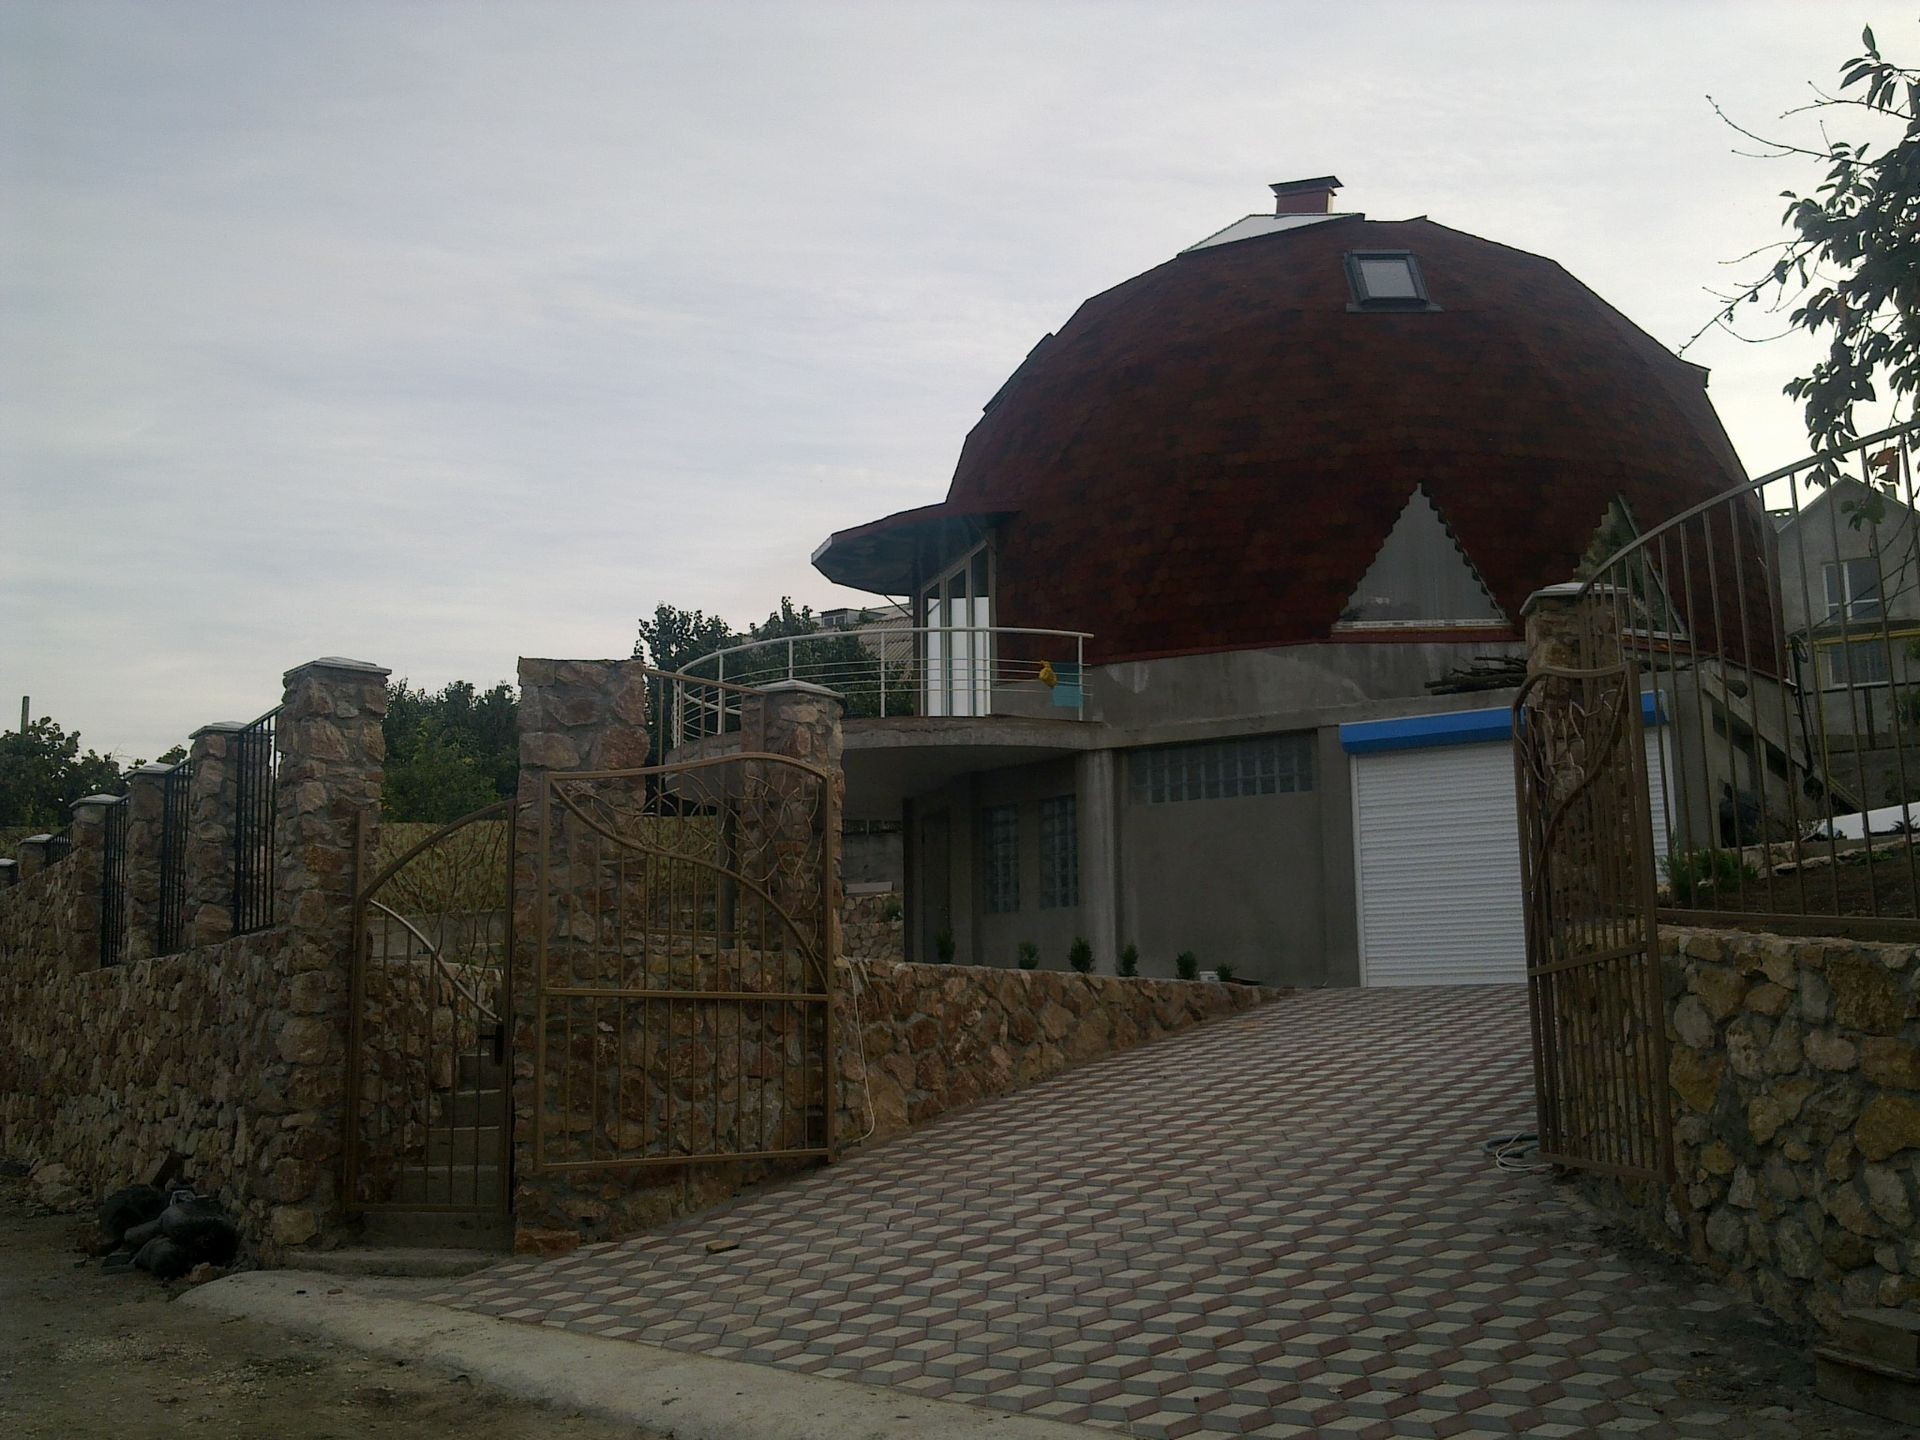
top-left (1335, 487), bottom-right (1505, 629)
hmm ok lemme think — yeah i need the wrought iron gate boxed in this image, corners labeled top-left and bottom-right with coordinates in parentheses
top-left (1514, 662), bottom-right (1674, 1182)
top-left (529, 753), bottom-right (838, 1173)
top-left (344, 801), bottom-right (514, 1215)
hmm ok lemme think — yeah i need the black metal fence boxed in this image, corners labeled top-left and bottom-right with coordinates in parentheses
top-left (157, 760), bottom-right (192, 953)
top-left (44, 826), bottom-right (73, 865)
top-left (1578, 420), bottom-right (1920, 939)
top-left (101, 798), bottom-right (129, 966)
top-left (232, 707), bottom-right (280, 935)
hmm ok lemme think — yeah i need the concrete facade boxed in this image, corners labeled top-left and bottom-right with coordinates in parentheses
top-left (856, 644), bottom-right (1524, 986)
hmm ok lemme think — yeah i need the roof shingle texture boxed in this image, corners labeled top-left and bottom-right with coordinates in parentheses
top-left (932, 217), bottom-right (1749, 664)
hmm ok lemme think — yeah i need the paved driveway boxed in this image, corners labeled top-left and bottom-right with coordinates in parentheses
top-left (431, 987), bottom-right (1896, 1438)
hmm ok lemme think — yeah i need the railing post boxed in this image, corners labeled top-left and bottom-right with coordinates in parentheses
top-left (787, 634), bottom-right (796, 681)
top-left (1077, 635), bottom-right (1086, 721)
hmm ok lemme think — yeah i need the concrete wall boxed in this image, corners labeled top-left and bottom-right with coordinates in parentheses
top-left (1089, 639), bottom-right (1524, 731)
top-left (969, 758), bottom-right (1083, 970)
top-left (1119, 743), bottom-right (1328, 984)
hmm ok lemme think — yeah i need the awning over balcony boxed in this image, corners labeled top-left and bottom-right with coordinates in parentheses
top-left (810, 501), bottom-right (1010, 596)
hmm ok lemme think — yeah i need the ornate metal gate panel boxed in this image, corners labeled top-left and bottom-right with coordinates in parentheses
top-left (1514, 662), bottom-right (1673, 1182)
top-left (345, 801), bottom-right (514, 1214)
top-left (530, 752), bottom-right (837, 1173)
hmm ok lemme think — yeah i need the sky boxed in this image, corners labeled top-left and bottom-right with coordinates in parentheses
top-left (3, 1), bottom-right (1913, 761)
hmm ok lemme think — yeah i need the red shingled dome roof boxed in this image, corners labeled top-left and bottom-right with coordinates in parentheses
top-left (817, 215), bottom-right (1748, 665)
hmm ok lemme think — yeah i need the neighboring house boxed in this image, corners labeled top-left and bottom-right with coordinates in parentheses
top-left (1775, 475), bottom-right (1920, 800)
top-left (694, 178), bottom-right (1750, 985)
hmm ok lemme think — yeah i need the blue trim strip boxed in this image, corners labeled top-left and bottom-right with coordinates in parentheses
top-left (1340, 691), bottom-right (1666, 755)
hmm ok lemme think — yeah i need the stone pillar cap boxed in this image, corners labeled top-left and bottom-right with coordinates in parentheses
top-left (0, 857), bottom-right (17, 867)
top-left (759, 680), bottom-right (845, 700)
top-left (1520, 581), bottom-right (1627, 616)
top-left (19, 834), bottom-right (52, 846)
top-left (190, 720), bottom-right (249, 737)
top-left (283, 656), bottom-right (391, 684)
top-left (71, 793), bottom-right (123, 810)
top-left (130, 762), bottom-right (177, 775)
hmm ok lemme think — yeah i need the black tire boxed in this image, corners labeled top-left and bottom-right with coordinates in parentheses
top-left (99, 1185), bottom-right (167, 1243)
top-left (133, 1236), bottom-right (193, 1279)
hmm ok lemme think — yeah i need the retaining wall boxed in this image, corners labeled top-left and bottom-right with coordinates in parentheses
top-left (1592, 925), bottom-right (1920, 1333)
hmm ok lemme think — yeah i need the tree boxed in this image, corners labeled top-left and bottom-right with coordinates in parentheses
top-left (382, 679), bottom-right (519, 822)
top-left (633, 597), bottom-right (912, 726)
top-left (0, 717), bottom-right (128, 828)
top-left (1703, 26), bottom-right (1920, 479)
top-left (633, 604), bottom-right (736, 674)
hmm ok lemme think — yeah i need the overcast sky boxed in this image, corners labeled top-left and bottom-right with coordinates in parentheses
top-left (3, 1), bottom-right (1911, 761)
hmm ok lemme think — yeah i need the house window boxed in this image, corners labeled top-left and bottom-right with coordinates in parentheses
top-left (1345, 251), bottom-right (1434, 310)
top-left (1824, 558), bottom-right (1883, 622)
top-left (1128, 734), bottom-right (1315, 804)
top-left (983, 805), bottom-right (1019, 914)
top-left (1824, 639), bottom-right (1892, 687)
top-left (1039, 795), bottom-right (1077, 909)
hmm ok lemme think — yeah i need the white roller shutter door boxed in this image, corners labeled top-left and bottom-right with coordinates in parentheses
top-left (1351, 725), bottom-right (1671, 987)
top-left (1353, 741), bottom-right (1525, 986)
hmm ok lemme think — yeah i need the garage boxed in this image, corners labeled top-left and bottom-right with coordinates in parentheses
top-left (1343, 699), bottom-right (1669, 987)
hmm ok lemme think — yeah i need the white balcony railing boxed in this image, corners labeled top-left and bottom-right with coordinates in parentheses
top-left (668, 626), bottom-right (1092, 749)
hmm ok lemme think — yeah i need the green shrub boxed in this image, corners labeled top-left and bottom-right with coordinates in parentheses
top-left (1068, 936), bottom-right (1094, 974)
top-left (1117, 943), bottom-right (1139, 978)
top-left (1663, 849), bottom-right (1758, 905)
top-left (1214, 961), bottom-right (1236, 983)
top-left (935, 929), bottom-right (956, 964)
top-left (881, 895), bottom-right (903, 923)
top-left (1016, 941), bottom-right (1039, 970)
top-left (1175, 951), bottom-right (1199, 981)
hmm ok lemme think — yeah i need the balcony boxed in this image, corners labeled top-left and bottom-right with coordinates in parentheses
top-left (671, 625), bottom-right (1089, 734)
top-left (664, 627), bottom-right (1098, 812)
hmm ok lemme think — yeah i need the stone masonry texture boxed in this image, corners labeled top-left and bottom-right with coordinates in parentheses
top-left (0, 659), bottom-right (387, 1259)
top-left (1584, 925), bottom-right (1920, 1335)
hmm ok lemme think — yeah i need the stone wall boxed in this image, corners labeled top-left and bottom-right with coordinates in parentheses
top-left (842, 890), bottom-right (904, 961)
top-left (1602, 926), bottom-right (1920, 1332)
top-left (842, 957), bottom-right (1277, 1146)
top-left (0, 658), bottom-right (388, 1258)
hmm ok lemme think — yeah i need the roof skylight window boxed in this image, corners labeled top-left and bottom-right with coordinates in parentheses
top-left (1345, 251), bottom-right (1436, 311)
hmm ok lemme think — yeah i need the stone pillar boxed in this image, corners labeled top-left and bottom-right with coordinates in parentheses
top-left (509, 658), bottom-right (651, 1251)
top-left (747, 681), bottom-right (846, 965)
top-left (1075, 749), bottom-right (1122, 973)
top-left (15, 836), bottom-right (49, 882)
top-left (184, 720), bottom-right (245, 947)
top-left (1522, 581), bottom-right (1624, 674)
top-left (121, 763), bottom-right (172, 962)
top-left (0, 857), bottom-right (16, 888)
top-left (68, 794), bottom-right (118, 970)
top-left (266, 656), bottom-right (390, 1249)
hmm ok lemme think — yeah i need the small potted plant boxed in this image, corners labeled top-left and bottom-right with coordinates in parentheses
top-left (1175, 951), bottom-right (1199, 980)
top-left (1068, 936), bottom-right (1094, 974)
top-left (1016, 940), bottom-right (1039, 970)
top-left (935, 929), bottom-right (956, 964)
top-left (1118, 943), bottom-right (1139, 977)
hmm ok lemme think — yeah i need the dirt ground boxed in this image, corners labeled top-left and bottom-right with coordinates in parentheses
top-left (0, 1182), bottom-right (659, 1440)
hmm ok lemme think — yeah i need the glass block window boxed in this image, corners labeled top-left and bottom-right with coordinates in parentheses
top-left (983, 805), bottom-right (1019, 914)
top-left (1039, 795), bottom-right (1078, 909)
top-left (1128, 734), bottom-right (1315, 805)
